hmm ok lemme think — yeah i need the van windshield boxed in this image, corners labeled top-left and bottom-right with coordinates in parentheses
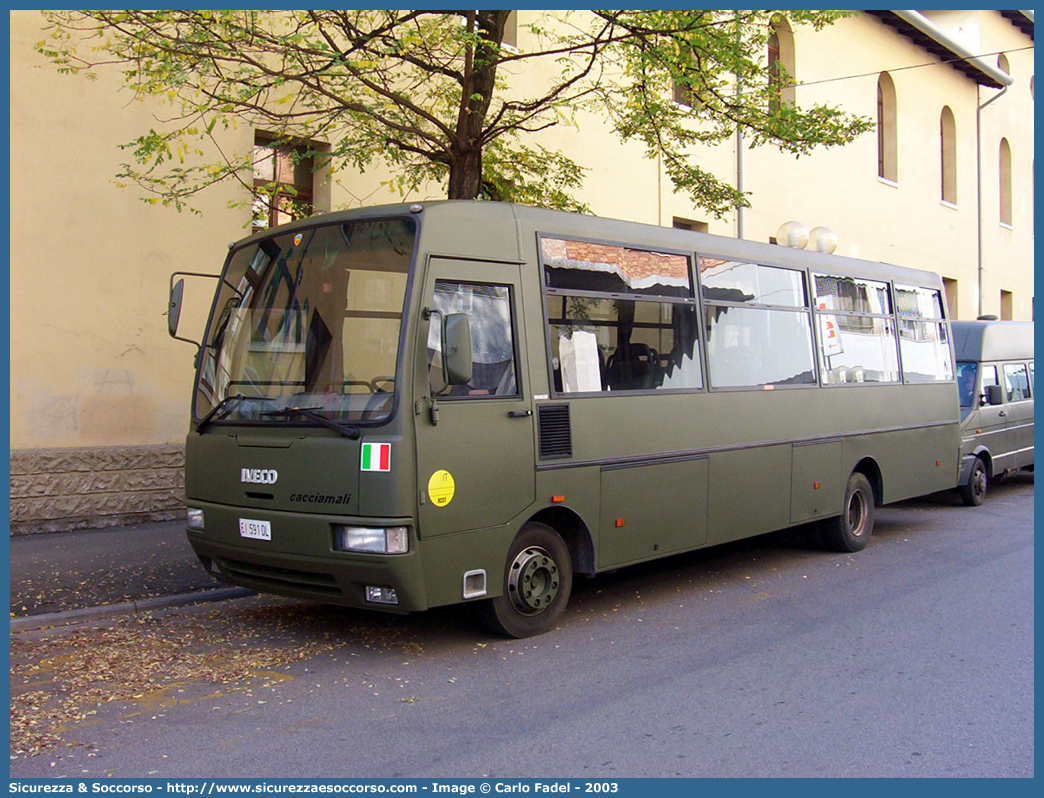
top-left (956, 361), bottom-right (977, 408)
top-left (193, 217), bottom-right (415, 426)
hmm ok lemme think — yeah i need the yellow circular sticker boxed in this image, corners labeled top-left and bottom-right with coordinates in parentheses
top-left (428, 469), bottom-right (456, 508)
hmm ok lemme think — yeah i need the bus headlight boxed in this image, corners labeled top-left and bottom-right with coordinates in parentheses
top-left (187, 507), bottom-right (205, 532)
top-left (334, 525), bottom-right (409, 554)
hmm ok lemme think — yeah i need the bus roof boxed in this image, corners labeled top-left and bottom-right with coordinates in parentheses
top-left (238, 200), bottom-right (946, 289)
top-left (952, 320), bottom-right (1034, 361)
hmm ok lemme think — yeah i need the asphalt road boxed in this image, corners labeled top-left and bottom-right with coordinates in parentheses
top-left (10, 477), bottom-right (1034, 778)
top-left (10, 520), bottom-right (223, 615)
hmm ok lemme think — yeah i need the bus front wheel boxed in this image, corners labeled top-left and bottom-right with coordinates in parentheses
top-left (478, 522), bottom-right (573, 638)
top-left (820, 472), bottom-right (875, 552)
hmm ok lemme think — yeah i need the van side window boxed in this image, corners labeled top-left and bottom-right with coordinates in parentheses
top-left (1029, 361), bottom-right (1034, 393)
top-left (541, 236), bottom-right (702, 394)
top-left (1003, 363), bottom-right (1031, 402)
top-left (981, 365), bottom-right (1000, 404)
top-left (427, 281), bottom-right (518, 398)
top-left (956, 362), bottom-right (977, 407)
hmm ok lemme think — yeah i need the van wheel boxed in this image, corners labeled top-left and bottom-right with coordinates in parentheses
top-left (477, 523), bottom-right (572, 638)
top-left (820, 473), bottom-right (875, 552)
top-left (960, 458), bottom-right (988, 507)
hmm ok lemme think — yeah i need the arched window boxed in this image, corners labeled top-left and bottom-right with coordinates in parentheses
top-left (998, 53), bottom-right (1010, 76)
top-left (940, 106), bottom-right (957, 204)
top-left (999, 138), bottom-right (1013, 226)
top-left (768, 17), bottom-right (796, 109)
top-left (877, 73), bottom-right (898, 182)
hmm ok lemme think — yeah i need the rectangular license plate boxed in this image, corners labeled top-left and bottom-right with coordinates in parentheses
top-left (239, 518), bottom-right (272, 541)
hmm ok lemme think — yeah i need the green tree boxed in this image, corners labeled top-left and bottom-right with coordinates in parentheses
top-left (36, 10), bottom-right (873, 218)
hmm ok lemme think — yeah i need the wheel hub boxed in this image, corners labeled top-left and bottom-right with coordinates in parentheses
top-left (508, 546), bottom-right (560, 615)
top-left (848, 490), bottom-right (869, 537)
top-left (973, 468), bottom-right (987, 497)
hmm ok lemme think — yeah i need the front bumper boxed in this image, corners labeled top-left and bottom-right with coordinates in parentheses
top-left (185, 500), bottom-right (427, 613)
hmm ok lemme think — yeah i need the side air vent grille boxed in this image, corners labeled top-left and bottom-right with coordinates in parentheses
top-left (538, 404), bottom-right (572, 460)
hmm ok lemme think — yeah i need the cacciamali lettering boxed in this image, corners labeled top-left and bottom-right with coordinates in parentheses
top-left (289, 492), bottom-right (351, 505)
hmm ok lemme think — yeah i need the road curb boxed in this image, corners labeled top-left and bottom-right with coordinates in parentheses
top-left (9, 587), bottom-right (255, 632)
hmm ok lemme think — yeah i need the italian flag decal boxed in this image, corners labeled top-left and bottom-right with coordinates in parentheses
top-left (360, 442), bottom-right (391, 472)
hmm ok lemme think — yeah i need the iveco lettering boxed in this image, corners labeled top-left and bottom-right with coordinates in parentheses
top-left (169, 201), bottom-right (965, 637)
top-left (241, 468), bottom-right (279, 485)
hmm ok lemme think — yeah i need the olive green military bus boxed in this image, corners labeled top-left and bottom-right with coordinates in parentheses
top-left (169, 201), bottom-right (960, 637)
top-left (953, 320), bottom-right (1034, 506)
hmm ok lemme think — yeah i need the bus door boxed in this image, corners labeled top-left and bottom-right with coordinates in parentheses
top-left (414, 258), bottom-right (536, 538)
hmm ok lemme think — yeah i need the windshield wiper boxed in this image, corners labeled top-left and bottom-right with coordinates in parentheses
top-left (196, 394), bottom-right (274, 432)
top-left (261, 406), bottom-right (361, 439)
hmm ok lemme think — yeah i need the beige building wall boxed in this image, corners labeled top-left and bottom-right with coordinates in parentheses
top-left (8, 10), bottom-right (1034, 532)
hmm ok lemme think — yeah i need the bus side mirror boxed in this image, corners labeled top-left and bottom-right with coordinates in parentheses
top-left (444, 313), bottom-right (473, 386)
top-left (984, 384), bottom-right (1004, 406)
top-left (168, 278), bottom-right (185, 338)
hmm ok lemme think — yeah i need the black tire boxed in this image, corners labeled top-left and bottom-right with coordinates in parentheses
top-left (959, 457), bottom-right (988, 506)
top-left (820, 472), bottom-right (875, 552)
top-left (477, 522), bottom-right (572, 638)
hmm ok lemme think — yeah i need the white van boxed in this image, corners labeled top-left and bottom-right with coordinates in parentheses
top-left (953, 320), bottom-right (1034, 505)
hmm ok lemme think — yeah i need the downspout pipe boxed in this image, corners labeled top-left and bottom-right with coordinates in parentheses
top-left (977, 84), bottom-right (1009, 318)
top-left (889, 12), bottom-right (1016, 318)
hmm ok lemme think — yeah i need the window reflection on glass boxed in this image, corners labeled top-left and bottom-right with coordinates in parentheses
top-left (194, 217), bottom-right (415, 424)
top-left (428, 282), bottom-right (518, 398)
top-left (700, 259), bottom-right (807, 307)
top-left (818, 316), bottom-right (901, 384)
top-left (813, 274), bottom-right (891, 315)
top-left (895, 285), bottom-right (944, 319)
top-left (542, 237), bottom-right (692, 298)
top-left (1003, 362), bottom-right (1031, 401)
top-left (705, 305), bottom-right (815, 387)
top-left (814, 273), bottom-right (899, 384)
top-left (899, 321), bottom-right (953, 382)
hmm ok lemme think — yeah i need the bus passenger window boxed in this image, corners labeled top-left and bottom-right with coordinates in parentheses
top-left (427, 281), bottom-right (518, 398)
top-left (895, 286), bottom-right (953, 383)
top-left (699, 258), bottom-right (815, 388)
top-left (546, 296), bottom-right (702, 393)
top-left (541, 236), bottom-right (701, 395)
top-left (813, 274), bottom-right (900, 384)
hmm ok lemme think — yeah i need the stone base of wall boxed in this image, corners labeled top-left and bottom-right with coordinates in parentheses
top-left (10, 445), bottom-right (185, 535)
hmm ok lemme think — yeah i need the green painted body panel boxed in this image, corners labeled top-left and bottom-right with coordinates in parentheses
top-left (182, 201), bottom-right (962, 616)
top-left (791, 441), bottom-right (843, 524)
top-left (599, 458), bottom-right (708, 567)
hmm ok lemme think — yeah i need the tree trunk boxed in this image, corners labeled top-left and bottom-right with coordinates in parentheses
top-left (448, 148), bottom-right (483, 200)
top-left (446, 10), bottom-right (509, 200)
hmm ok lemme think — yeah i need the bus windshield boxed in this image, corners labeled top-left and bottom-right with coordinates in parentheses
top-left (193, 216), bottom-right (416, 427)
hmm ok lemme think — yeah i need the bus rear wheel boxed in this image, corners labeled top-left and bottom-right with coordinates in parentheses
top-left (478, 522), bottom-right (573, 638)
top-left (959, 457), bottom-right (988, 507)
top-left (820, 472), bottom-right (875, 552)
